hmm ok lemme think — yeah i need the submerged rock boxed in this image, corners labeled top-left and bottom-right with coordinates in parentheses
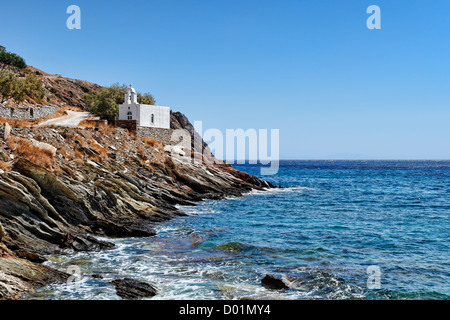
top-left (261, 274), bottom-right (289, 290)
top-left (110, 278), bottom-right (158, 300)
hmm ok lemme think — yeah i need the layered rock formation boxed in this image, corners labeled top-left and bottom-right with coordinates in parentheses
top-left (0, 116), bottom-right (273, 299)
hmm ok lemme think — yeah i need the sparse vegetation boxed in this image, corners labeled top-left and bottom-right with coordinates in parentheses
top-left (73, 149), bottom-right (83, 163)
top-left (0, 116), bottom-right (34, 128)
top-left (142, 136), bottom-right (157, 147)
top-left (0, 160), bottom-right (13, 172)
top-left (89, 139), bottom-right (108, 159)
top-left (6, 135), bottom-right (56, 170)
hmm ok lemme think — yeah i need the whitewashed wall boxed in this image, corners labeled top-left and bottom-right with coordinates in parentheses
top-left (118, 103), bottom-right (170, 129)
top-left (139, 105), bottom-right (170, 129)
top-left (118, 103), bottom-right (139, 121)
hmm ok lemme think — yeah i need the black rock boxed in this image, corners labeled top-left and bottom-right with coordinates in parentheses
top-left (110, 278), bottom-right (158, 300)
top-left (261, 274), bottom-right (289, 290)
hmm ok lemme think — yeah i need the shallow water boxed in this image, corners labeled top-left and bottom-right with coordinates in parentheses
top-left (25, 161), bottom-right (450, 300)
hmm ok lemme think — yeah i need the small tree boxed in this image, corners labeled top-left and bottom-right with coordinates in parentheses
top-left (23, 72), bottom-right (45, 102)
top-left (83, 83), bottom-right (126, 121)
top-left (137, 92), bottom-right (156, 105)
top-left (0, 49), bottom-right (27, 70)
top-left (0, 70), bottom-right (46, 104)
top-left (0, 70), bottom-right (18, 103)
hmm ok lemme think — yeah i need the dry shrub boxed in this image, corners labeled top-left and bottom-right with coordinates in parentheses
top-left (78, 119), bottom-right (117, 136)
top-left (73, 148), bottom-right (83, 160)
top-left (58, 145), bottom-right (71, 160)
top-left (142, 137), bottom-right (157, 147)
top-left (6, 136), bottom-right (56, 170)
top-left (136, 147), bottom-right (146, 159)
top-left (78, 119), bottom-right (93, 128)
top-left (53, 108), bottom-right (68, 117)
top-left (89, 154), bottom-right (101, 162)
top-left (100, 123), bottom-right (116, 135)
top-left (63, 106), bottom-right (83, 112)
top-left (0, 116), bottom-right (34, 128)
top-left (78, 117), bottom-right (100, 128)
top-left (130, 132), bottom-right (138, 141)
top-left (89, 139), bottom-right (108, 159)
top-left (73, 158), bottom-right (84, 165)
top-left (0, 160), bottom-right (12, 172)
top-left (76, 135), bottom-right (87, 147)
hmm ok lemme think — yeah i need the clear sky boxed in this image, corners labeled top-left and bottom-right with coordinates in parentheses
top-left (1, 0), bottom-right (450, 159)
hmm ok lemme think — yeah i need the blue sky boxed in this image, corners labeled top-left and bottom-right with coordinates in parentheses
top-left (1, 0), bottom-right (450, 159)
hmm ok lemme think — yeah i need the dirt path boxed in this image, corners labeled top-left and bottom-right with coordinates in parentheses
top-left (37, 111), bottom-right (92, 128)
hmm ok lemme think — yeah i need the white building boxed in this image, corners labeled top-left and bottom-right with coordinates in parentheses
top-left (118, 85), bottom-right (170, 129)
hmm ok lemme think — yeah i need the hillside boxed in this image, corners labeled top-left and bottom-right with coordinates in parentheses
top-left (1, 65), bottom-right (101, 110)
top-left (0, 69), bottom-right (273, 300)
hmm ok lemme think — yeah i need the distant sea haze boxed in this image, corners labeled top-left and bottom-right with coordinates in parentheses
top-left (27, 160), bottom-right (450, 300)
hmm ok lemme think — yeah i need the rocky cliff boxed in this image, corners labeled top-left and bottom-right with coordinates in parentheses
top-left (0, 116), bottom-right (273, 299)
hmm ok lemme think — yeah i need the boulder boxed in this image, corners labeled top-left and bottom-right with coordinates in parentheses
top-left (163, 145), bottom-right (186, 157)
top-left (110, 278), bottom-right (157, 300)
top-left (3, 122), bottom-right (11, 140)
top-left (261, 274), bottom-right (289, 290)
top-left (30, 138), bottom-right (57, 155)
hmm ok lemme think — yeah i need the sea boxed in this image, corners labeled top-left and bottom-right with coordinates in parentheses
top-left (25, 160), bottom-right (450, 300)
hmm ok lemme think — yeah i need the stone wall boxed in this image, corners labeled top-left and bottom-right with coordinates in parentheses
top-left (115, 120), bottom-right (138, 133)
top-left (115, 120), bottom-right (188, 146)
top-left (137, 127), bottom-right (175, 145)
top-left (0, 104), bottom-right (59, 120)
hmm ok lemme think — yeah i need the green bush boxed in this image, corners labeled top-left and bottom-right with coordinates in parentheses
top-left (137, 92), bottom-right (155, 105)
top-left (23, 72), bottom-right (45, 101)
top-left (0, 70), bottom-right (18, 103)
top-left (0, 70), bottom-right (45, 104)
top-left (83, 83), bottom-right (126, 121)
top-left (0, 46), bottom-right (27, 70)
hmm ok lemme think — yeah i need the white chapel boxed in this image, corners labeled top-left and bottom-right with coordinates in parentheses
top-left (118, 85), bottom-right (170, 129)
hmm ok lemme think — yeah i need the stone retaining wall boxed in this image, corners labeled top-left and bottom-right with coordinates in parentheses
top-left (114, 120), bottom-right (177, 145)
top-left (137, 127), bottom-right (175, 145)
top-left (0, 104), bottom-right (59, 120)
top-left (115, 120), bottom-right (138, 133)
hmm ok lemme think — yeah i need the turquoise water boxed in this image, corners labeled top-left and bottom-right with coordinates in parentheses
top-left (27, 161), bottom-right (450, 300)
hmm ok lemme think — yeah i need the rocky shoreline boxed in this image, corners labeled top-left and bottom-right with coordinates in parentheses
top-left (0, 114), bottom-right (274, 299)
